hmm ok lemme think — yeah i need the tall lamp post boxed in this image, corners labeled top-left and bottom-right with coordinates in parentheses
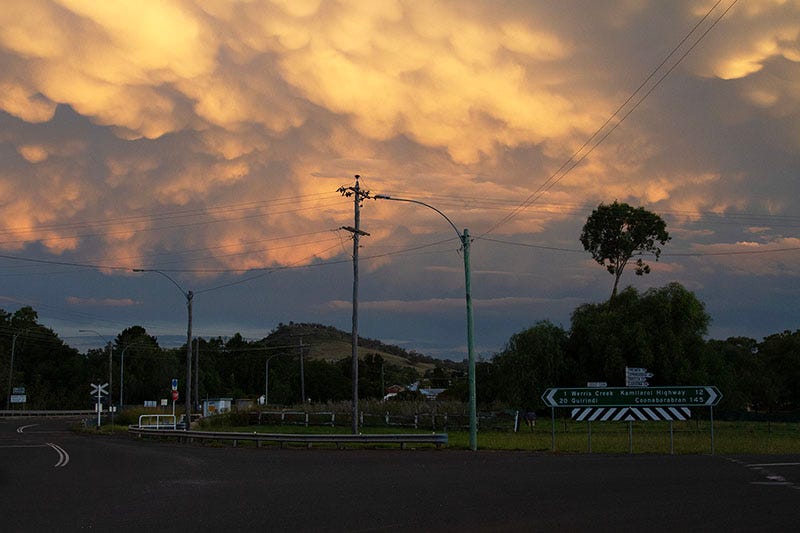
top-left (119, 342), bottom-right (142, 409)
top-left (79, 329), bottom-right (113, 425)
top-left (133, 269), bottom-right (194, 430)
top-left (5, 329), bottom-right (28, 410)
top-left (374, 194), bottom-right (478, 451)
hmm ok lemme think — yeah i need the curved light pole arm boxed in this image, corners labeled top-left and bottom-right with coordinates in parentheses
top-left (132, 268), bottom-right (194, 430)
top-left (374, 195), bottom-right (461, 238)
top-left (132, 269), bottom-right (190, 299)
top-left (373, 194), bottom-right (478, 451)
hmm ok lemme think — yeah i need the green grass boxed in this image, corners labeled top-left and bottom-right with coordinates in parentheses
top-left (466, 420), bottom-right (800, 454)
top-left (98, 414), bottom-right (800, 454)
top-left (205, 419), bottom-right (799, 454)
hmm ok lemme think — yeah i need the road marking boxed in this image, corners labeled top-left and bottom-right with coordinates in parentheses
top-left (47, 442), bottom-right (69, 468)
top-left (725, 457), bottom-right (798, 490)
top-left (17, 424), bottom-right (38, 433)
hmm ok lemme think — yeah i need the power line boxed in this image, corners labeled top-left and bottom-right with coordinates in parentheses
top-left (481, 236), bottom-right (800, 258)
top-left (480, 0), bottom-right (738, 237)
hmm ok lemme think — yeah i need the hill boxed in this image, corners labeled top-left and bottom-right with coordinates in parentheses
top-left (264, 322), bottom-right (463, 374)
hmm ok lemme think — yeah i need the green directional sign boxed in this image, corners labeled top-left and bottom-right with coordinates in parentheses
top-left (541, 386), bottom-right (722, 408)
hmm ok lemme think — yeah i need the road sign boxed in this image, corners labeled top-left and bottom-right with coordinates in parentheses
top-left (542, 386), bottom-right (722, 408)
top-left (172, 390), bottom-right (179, 401)
top-left (571, 406), bottom-right (692, 421)
top-left (90, 383), bottom-right (109, 428)
top-left (90, 383), bottom-right (109, 396)
top-left (625, 367), bottom-right (654, 387)
top-left (171, 378), bottom-right (178, 391)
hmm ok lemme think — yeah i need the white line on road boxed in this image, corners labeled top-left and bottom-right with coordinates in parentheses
top-left (746, 463), bottom-right (800, 467)
top-left (47, 442), bottom-right (69, 467)
top-left (16, 424), bottom-right (38, 433)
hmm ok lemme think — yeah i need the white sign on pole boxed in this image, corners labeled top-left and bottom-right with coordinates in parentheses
top-left (90, 383), bottom-right (109, 427)
top-left (625, 367), bottom-right (652, 387)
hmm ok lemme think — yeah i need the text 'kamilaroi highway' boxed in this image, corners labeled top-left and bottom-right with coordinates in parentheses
top-left (542, 386), bottom-right (722, 408)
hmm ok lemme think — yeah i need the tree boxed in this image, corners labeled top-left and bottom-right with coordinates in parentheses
top-left (492, 321), bottom-right (570, 409)
top-left (569, 283), bottom-right (709, 386)
top-left (580, 201), bottom-right (670, 298)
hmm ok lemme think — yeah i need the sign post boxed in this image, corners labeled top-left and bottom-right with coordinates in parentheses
top-left (90, 382), bottom-right (109, 428)
top-left (170, 379), bottom-right (179, 419)
top-left (542, 386), bottom-right (722, 453)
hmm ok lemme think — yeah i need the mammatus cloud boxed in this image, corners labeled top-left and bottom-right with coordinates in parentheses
top-left (0, 0), bottom-right (796, 280)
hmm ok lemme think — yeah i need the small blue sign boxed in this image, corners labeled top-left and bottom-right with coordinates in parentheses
top-left (171, 378), bottom-right (178, 391)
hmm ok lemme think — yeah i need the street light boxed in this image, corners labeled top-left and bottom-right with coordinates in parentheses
top-left (263, 342), bottom-right (283, 406)
top-left (119, 342), bottom-right (143, 409)
top-left (5, 329), bottom-right (28, 410)
top-left (79, 329), bottom-right (113, 425)
top-left (133, 268), bottom-right (194, 430)
top-left (374, 194), bottom-right (478, 451)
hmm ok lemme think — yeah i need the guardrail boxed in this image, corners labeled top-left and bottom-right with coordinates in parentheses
top-left (0, 410), bottom-right (95, 418)
top-left (138, 414), bottom-right (176, 429)
top-left (128, 426), bottom-right (448, 449)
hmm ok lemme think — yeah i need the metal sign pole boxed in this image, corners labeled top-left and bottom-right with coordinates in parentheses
top-left (670, 420), bottom-right (674, 455)
top-left (710, 406), bottom-right (715, 455)
top-left (551, 407), bottom-right (556, 451)
top-left (628, 421), bottom-right (633, 454)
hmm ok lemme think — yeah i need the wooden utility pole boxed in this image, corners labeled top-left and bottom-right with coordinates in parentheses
top-left (338, 175), bottom-right (370, 434)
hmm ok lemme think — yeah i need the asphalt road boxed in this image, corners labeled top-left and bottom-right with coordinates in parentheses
top-left (1, 417), bottom-right (798, 532)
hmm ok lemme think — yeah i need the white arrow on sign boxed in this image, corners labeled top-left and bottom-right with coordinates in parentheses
top-left (705, 386), bottom-right (720, 406)
top-left (544, 389), bottom-right (558, 406)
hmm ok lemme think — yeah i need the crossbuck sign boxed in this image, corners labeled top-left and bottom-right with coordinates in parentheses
top-left (90, 382), bottom-right (109, 427)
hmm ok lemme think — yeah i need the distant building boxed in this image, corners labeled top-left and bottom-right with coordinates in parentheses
top-left (203, 398), bottom-right (233, 417)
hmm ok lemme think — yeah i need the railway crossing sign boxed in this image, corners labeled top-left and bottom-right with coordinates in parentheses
top-left (541, 386), bottom-right (722, 408)
top-left (90, 382), bottom-right (109, 427)
top-left (90, 382), bottom-right (109, 397)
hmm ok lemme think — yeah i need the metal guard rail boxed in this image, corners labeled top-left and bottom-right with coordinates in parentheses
top-left (1, 410), bottom-right (96, 417)
top-left (129, 426), bottom-right (448, 449)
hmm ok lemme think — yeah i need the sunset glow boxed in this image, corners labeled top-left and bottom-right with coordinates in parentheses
top-left (0, 0), bottom-right (798, 356)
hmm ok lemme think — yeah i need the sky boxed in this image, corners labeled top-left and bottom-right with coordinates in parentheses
top-left (0, 0), bottom-right (798, 360)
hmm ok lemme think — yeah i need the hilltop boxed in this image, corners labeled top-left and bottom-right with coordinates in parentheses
top-left (264, 322), bottom-right (464, 374)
